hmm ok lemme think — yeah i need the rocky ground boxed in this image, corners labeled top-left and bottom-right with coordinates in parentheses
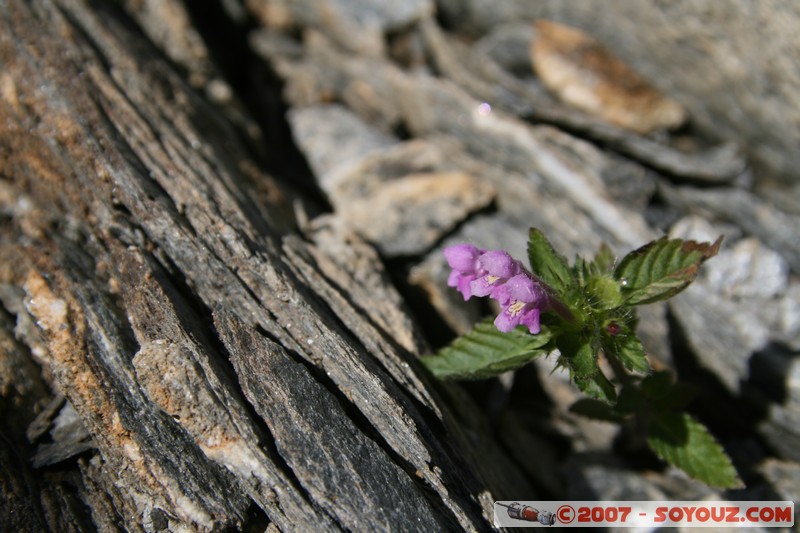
top-left (2, 0), bottom-right (799, 530)
top-left (236, 0), bottom-right (800, 508)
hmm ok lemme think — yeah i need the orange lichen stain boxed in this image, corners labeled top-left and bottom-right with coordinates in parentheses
top-left (0, 73), bottom-right (21, 114)
top-left (23, 271), bottom-right (212, 523)
top-left (532, 20), bottom-right (686, 134)
top-left (23, 271), bottom-right (138, 454)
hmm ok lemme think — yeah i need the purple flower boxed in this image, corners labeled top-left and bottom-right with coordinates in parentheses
top-left (444, 244), bottom-right (558, 336)
top-left (443, 244), bottom-right (485, 300)
top-left (469, 250), bottom-right (523, 303)
top-left (494, 275), bottom-right (548, 334)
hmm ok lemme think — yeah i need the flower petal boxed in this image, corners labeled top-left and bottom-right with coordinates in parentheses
top-left (489, 282), bottom-right (514, 305)
top-left (478, 250), bottom-right (520, 278)
top-left (455, 274), bottom-right (476, 300)
top-left (469, 275), bottom-right (499, 297)
top-left (519, 307), bottom-right (541, 334)
top-left (443, 244), bottom-right (482, 272)
top-left (494, 308), bottom-right (519, 332)
top-left (504, 275), bottom-right (542, 303)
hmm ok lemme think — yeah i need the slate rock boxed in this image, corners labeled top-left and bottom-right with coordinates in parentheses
top-left (533, 357), bottom-right (619, 453)
top-left (287, 104), bottom-right (398, 191)
top-left (32, 401), bottom-right (93, 468)
top-left (474, 23), bottom-right (536, 77)
top-left (474, 0), bottom-right (800, 183)
top-left (758, 459), bottom-right (800, 519)
top-left (563, 456), bottom-right (671, 501)
top-left (342, 170), bottom-right (495, 257)
top-left (670, 280), bottom-right (768, 394)
top-left (288, 106), bottom-right (495, 256)
top-left (531, 20), bottom-right (686, 134)
top-left (248, 0), bottom-right (433, 56)
top-left (757, 351), bottom-right (800, 463)
top-left (670, 215), bottom-right (800, 352)
top-left (701, 238), bottom-right (789, 300)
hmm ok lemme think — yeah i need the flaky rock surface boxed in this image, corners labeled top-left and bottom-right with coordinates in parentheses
top-left (2, 0), bottom-right (799, 531)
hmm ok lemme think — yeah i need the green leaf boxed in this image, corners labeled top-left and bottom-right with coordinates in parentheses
top-left (558, 336), bottom-right (596, 378)
top-left (557, 336), bottom-right (616, 402)
top-left (652, 382), bottom-right (697, 413)
top-left (573, 255), bottom-right (593, 286)
top-left (593, 243), bottom-right (616, 273)
top-left (527, 228), bottom-right (574, 297)
top-left (607, 329), bottom-right (650, 374)
top-left (637, 372), bottom-right (697, 413)
top-left (615, 384), bottom-right (642, 415)
top-left (570, 398), bottom-right (623, 422)
top-left (420, 319), bottom-right (553, 380)
top-left (647, 413), bottom-right (743, 488)
top-left (575, 369), bottom-right (617, 403)
top-left (640, 371), bottom-right (674, 400)
top-left (614, 236), bottom-right (723, 305)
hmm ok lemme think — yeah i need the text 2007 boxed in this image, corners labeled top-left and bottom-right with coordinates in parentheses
top-left (577, 506), bottom-right (632, 523)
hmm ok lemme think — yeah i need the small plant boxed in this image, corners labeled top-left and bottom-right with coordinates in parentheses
top-left (421, 229), bottom-right (742, 488)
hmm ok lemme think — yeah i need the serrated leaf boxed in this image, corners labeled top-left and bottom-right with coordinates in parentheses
top-left (558, 336), bottom-right (596, 378)
top-left (638, 372), bottom-right (698, 413)
top-left (421, 319), bottom-right (553, 380)
top-left (573, 255), bottom-right (592, 286)
top-left (556, 336), bottom-right (616, 401)
top-left (593, 243), bottom-right (616, 273)
top-left (647, 412), bottom-right (743, 488)
top-left (527, 228), bottom-right (574, 297)
top-left (652, 382), bottom-right (697, 413)
top-left (570, 398), bottom-right (623, 422)
top-left (615, 384), bottom-right (642, 415)
top-left (610, 331), bottom-right (650, 374)
top-left (575, 369), bottom-right (617, 403)
top-left (640, 371), bottom-right (674, 400)
top-left (614, 236), bottom-right (723, 305)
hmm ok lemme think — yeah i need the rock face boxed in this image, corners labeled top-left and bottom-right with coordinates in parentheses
top-left (501, 0), bottom-right (800, 183)
top-left (2, 0), bottom-right (800, 530)
top-left (531, 20), bottom-right (686, 134)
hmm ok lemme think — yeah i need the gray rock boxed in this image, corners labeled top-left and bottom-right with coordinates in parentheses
top-left (252, 0), bottom-right (434, 56)
top-left (287, 104), bottom-right (398, 190)
top-left (288, 108), bottom-right (495, 256)
top-left (700, 238), bottom-right (789, 300)
top-left (758, 352), bottom-right (800, 463)
top-left (663, 186), bottom-right (800, 276)
top-left (670, 285), bottom-right (765, 394)
top-left (534, 356), bottom-right (619, 453)
top-left (670, 216), bottom-right (798, 351)
top-left (758, 459), bottom-right (800, 520)
top-left (460, 0), bottom-right (800, 184)
top-left (474, 23), bottom-right (536, 77)
top-left (421, 16), bottom-right (744, 183)
top-left (778, 285), bottom-right (800, 350)
top-left (32, 401), bottom-right (94, 467)
top-left (563, 456), bottom-right (670, 501)
top-left (341, 170), bottom-right (495, 256)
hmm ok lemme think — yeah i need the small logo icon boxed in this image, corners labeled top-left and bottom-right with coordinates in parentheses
top-left (497, 502), bottom-right (556, 525)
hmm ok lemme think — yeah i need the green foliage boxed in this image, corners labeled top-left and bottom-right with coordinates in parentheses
top-left (424, 229), bottom-right (737, 488)
top-left (420, 319), bottom-right (553, 380)
top-left (647, 413), bottom-right (743, 489)
top-left (569, 398), bottom-right (623, 422)
top-left (603, 324), bottom-right (649, 375)
top-left (614, 236), bottom-right (723, 306)
top-left (527, 228), bottom-right (574, 298)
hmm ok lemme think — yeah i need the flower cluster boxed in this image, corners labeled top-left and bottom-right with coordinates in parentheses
top-left (443, 244), bottom-right (551, 335)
